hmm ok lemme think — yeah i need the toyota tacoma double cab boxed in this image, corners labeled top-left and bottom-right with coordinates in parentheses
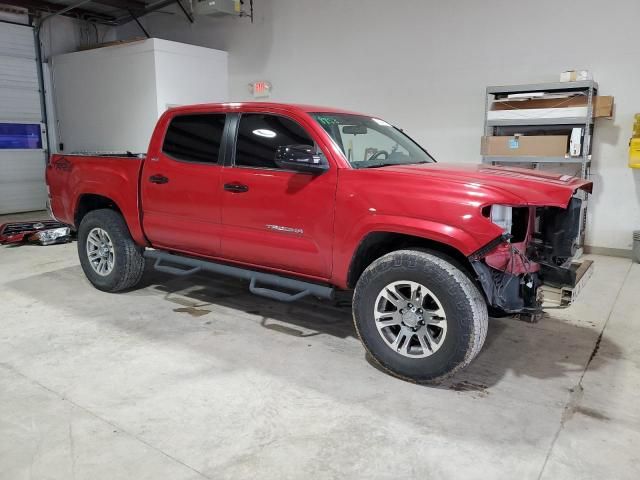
top-left (46, 102), bottom-right (592, 383)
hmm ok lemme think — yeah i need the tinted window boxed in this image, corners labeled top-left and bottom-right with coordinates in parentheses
top-left (162, 114), bottom-right (226, 163)
top-left (235, 114), bottom-right (313, 169)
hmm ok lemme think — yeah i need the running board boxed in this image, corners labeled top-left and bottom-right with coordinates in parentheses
top-left (144, 250), bottom-right (334, 303)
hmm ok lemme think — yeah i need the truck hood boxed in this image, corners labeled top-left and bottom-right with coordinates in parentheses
top-left (380, 163), bottom-right (592, 207)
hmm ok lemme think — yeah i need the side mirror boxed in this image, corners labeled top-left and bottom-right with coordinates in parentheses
top-left (275, 145), bottom-right (329, 174)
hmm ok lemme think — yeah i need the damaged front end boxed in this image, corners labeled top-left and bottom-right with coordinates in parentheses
top-left (470, 195), bottom-right (588, 315)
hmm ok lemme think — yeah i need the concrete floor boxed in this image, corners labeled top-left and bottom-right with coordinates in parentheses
top-left (1, 212), bottom-right (639, 479)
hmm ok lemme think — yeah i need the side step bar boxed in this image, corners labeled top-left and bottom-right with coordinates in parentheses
top-left (144, 250), bottom-right (334, 303)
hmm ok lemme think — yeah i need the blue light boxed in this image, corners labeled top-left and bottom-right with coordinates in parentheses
top-left (0, 123), bottom-right (42, 149)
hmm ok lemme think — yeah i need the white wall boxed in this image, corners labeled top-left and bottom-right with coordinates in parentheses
top-left (116, 0), bottom-right (640, 252)
top-left (52, 40), bottom-right (160, 153)
top-left (153, 39), bottom-right (228, 114)
top-left (51, 38), bottom-right (227, 153)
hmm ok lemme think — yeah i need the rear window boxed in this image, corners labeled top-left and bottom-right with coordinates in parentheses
top-left (162, 114), bottom-right (226, 164)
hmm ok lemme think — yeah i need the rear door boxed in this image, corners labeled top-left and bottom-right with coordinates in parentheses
top-left (141, 112), bottom-right (227, 257)
top-left (220, 111), bottom-right (337, 279)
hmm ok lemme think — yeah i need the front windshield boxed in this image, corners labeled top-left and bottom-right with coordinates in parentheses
top-left (311, 113), bottom-right (435, 169)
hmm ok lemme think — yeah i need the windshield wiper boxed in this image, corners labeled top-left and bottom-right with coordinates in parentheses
top-left (363, 160), bottom-right (431, 169)
top-left (365, 163), bottom-right (396, 169)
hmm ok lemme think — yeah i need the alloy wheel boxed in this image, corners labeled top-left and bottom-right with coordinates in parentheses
top-left (86, 227), bottom-right (115, 276)
top-left (374, 280), bottom-right (448, 358)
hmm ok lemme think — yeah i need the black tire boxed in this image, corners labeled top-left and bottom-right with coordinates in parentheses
top-left (353, 250), bottom-right (488, 383)
top-left (77, 209), bottom-right (145, 292)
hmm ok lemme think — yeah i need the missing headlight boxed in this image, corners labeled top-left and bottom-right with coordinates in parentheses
top-left (489, 205), bottom-right (529, 242)
top-left (533, 197), bottom-right (582, 265)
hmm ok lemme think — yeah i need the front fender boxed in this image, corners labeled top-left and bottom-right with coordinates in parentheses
top-left (332, 214), bottom-right (487, 289)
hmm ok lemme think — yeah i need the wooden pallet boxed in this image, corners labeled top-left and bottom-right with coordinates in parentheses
top-left (541, 259), bottom-right (594, 307)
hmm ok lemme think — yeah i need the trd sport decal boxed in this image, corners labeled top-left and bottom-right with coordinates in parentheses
top-left (265, 224), bottom-right (304, 235)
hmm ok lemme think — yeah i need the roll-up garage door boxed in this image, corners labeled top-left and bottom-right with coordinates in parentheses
top-left (0, 22), bottom-right (47, 214)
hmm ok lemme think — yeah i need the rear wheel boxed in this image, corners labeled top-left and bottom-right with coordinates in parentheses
top-left (77, 209), bottom-right (145, 292)
top-left (353, 250), bottom-right (488, 383)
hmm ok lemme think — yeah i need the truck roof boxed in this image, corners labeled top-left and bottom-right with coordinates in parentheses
top-left (166, 102), bottom-right (367, 116)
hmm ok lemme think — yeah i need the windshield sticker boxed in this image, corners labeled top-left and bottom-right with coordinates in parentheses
top-left (315, 115), bottom-right (340, 126)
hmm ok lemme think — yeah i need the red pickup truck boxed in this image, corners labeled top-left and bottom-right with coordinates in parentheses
top-left (46, 102), bottom-right (592, 382)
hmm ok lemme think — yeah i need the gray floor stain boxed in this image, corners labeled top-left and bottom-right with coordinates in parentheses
top-left (173, 306), bottom-right (211, 317)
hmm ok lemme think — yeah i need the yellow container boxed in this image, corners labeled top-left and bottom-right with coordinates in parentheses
top-left (630, 138), bottom-right (640, 168)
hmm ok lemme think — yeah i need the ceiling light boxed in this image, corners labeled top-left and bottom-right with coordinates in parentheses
top-left (253, 129), bottom-right (276, 138)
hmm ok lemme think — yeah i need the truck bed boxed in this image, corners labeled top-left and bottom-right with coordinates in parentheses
top-left (46, 153), bottom-right (147, 245)
top-left (58, 152), bottom-right (146, 158)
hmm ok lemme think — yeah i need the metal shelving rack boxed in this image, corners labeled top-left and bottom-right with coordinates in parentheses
top-left (482, 80), bottom-right (599, 251)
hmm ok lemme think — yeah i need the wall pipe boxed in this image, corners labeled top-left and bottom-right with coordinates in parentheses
top-left (175, 0), bottom-right (193, 24)
top-left (129, 9), bottom-right (150, 38)
top-left (33, 0), bottom-right (92, 158)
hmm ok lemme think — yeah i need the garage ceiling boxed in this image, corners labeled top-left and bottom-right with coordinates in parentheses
top-left (2, 0), bottom-right (181, 25)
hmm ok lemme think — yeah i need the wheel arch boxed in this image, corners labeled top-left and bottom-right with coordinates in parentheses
top-left (346, 231), bottom-right (475, 289)
top-left (73, 193), bottom-right (147, 246)
top-left (74, 194), bottom-right (123, 229)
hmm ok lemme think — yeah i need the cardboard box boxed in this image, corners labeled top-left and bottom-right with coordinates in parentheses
top-left (492, 95), bottom-right (614, 118)
top-left (481, 135), bottom-right (569, 157)
top-left (560, 70), bottom-right (591, 82)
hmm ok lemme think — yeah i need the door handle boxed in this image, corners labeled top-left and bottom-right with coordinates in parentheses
top-left (223, 183), bottom-right (249, 193)
top-left (149, 174), bottom-right (169, 184)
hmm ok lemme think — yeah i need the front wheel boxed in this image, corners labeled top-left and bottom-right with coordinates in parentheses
top-left (77, 209), bottom-right (145, 292)
top-left (353, 250), bottom-right (488, 383)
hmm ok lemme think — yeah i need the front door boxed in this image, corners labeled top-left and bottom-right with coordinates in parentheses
top-left (141, 112), bottom-right (226, 257)
top-left (220, 112), bottom-right (337, 279)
